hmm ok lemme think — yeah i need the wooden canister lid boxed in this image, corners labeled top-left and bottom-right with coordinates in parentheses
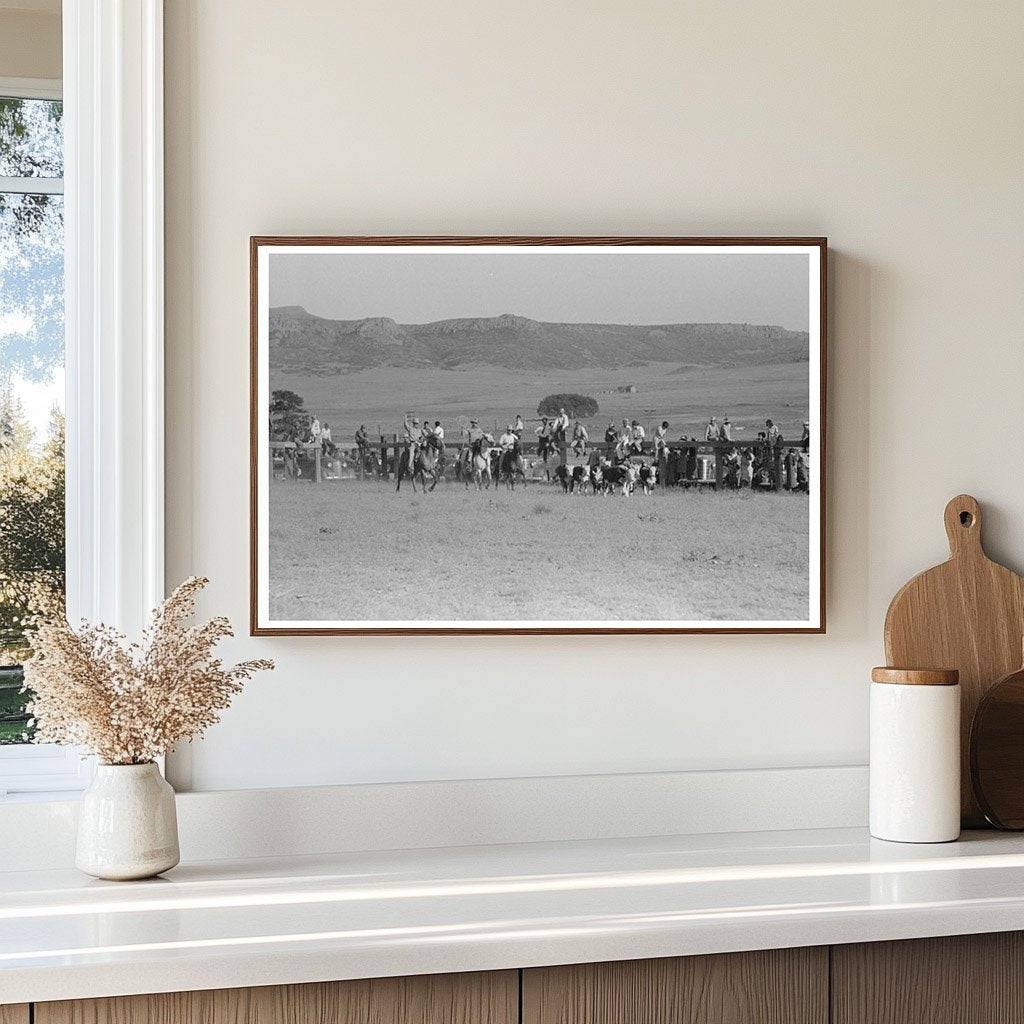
top-left (871, 667), bottom-right (960, 686)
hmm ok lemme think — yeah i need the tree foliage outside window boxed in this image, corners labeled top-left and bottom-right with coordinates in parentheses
top-left (0, 95), bottom-right (65, 744)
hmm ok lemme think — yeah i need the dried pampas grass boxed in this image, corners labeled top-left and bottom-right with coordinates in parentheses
top-left (23, 576), bottom-right (273, 765)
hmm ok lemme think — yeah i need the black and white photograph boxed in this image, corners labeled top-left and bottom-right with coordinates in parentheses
top-left (251, 238), bottom-right (825, 634)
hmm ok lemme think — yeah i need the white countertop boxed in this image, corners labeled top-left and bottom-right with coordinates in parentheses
top-left (4, 826), bottom-right (1024, 1004)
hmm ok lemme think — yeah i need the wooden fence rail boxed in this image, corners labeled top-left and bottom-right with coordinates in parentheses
top-left (270, 437), bottom-right (809, 492)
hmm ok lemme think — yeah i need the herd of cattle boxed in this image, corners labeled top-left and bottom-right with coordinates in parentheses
top-left (553, 458), bottom-right (657, 496)
top-left (450, 442), bottom-right (659, 496)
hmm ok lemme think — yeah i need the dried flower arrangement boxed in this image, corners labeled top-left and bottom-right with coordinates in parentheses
top-left (23, 577), bottom-right (273, 765)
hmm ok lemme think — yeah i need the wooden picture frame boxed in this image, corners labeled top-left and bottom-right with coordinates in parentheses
top-left (250, 236), bottom-right (827, 635)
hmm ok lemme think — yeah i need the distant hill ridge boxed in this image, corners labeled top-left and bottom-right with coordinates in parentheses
top-left (269, 306), bottom-right (810, 373)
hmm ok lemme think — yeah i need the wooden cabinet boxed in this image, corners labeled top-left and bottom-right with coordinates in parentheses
top-left (832, 932), bottom-right (1024, 1024)
top-left (23, 932), bottom-right (1024, 1024)
top-left (34, 971), bottom-right (517, 1024)
top-left (522, 948), bottom-right (828, 1024)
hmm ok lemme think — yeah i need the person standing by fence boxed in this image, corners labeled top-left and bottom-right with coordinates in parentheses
top-left (402, 416), bottom-right (421, 474)
top-left (571, 419), bottom-right (589, 456)
top-left (552, 408), bottom-right (570, 464)
top-left (535, 417), bottom-right (552, 462)
top-left (654, 421), bottom-right (669, 461)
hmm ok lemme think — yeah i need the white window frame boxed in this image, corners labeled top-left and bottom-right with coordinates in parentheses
top-left (0, 0), bottom-right (165, 799)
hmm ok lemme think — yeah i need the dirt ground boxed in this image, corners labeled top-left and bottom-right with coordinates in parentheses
top-left (268, 479), bottom-right (811, 623)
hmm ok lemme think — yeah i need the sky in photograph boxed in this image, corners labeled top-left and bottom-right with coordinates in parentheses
top-left (269, 250), bottom-right (812, 332)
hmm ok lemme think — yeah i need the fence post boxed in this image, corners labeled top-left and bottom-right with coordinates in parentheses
top-left (773, 446), bottom-right (784, 491)
top-left (314, 444), bottom-right (322, 484)
top-left (713, 443), bottom-right (724, 490)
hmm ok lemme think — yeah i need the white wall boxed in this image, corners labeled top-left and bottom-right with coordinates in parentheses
top-left (164, 0), bottom-right (1024, 792)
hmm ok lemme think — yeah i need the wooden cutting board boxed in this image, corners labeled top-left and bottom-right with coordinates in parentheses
top-left (884, 494), bottom-right (1024, 826)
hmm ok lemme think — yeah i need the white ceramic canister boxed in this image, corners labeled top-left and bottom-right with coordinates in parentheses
top-left (76, 762), bottom-right (180, 880)
top-left (869, 667), bottom-right (961, 843)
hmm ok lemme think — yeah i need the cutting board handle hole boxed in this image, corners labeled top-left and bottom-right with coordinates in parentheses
top-left (960, 511), bottom-right (974, 527)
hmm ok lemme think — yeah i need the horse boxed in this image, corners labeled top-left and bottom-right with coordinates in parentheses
top-left (461, 445), bottom-right (494, 490)
top-left (497, 445), bottom-right (528, 490)
top-left (395, 443), bottom-right (442, 492)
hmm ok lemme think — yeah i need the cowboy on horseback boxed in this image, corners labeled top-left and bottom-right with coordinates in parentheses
top-left (466, 419), bottom-right (485, 456)
top-left (499, 424), bottom-right (519, 453)
top-left (497, 424), bottom-right (523, 489)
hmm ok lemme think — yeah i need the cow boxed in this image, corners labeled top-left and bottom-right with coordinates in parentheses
top-left (637, 461), bottom-right (657, 495)
top-left (602, 461), bottom-right (639, 496)
top-left (569, 464), bottom-right (591, 494)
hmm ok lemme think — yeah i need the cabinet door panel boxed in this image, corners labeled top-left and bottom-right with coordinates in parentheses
top-left (0, 1006), bottom-right (29, 1024)
top-left (36, 970), bottom-right (517, 1024)
top-left (832, 932), bottom-right (1024, 1024)
top-left (523, 948), bottom-right (827, 1024)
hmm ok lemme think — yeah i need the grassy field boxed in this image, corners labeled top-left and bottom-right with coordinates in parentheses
top-left (274, 360), bottom-right (809, 446)
top-left (268, 479), bottom-right (810, 623)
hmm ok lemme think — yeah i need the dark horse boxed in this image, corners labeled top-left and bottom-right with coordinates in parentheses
top-left (395, 441), bottom-right (442, 492)
top-left (497, 443), bottom-right (527, 490)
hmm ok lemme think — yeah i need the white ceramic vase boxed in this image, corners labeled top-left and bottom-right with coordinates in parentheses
top-left (76, 762), bottom-right (180, 880)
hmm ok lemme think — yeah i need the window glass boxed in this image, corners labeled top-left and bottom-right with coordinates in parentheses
top-left (0, 97), bottom-right (65, 746)
top-left (0, 97), bottom-right (63, 178)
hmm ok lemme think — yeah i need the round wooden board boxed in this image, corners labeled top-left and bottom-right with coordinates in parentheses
top-left (970, 664), bottom-right (1024, 829)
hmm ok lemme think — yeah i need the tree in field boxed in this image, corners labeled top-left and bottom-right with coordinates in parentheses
top-left (269, 389), bottom-right (311, 441)
top-left (537, 393), bottom-right (599, 419)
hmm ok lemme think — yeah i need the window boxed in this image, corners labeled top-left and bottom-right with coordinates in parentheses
top-left (0, 80), bottom-right (83, 797)
top-left (0, 6), bottom-right (166, 797)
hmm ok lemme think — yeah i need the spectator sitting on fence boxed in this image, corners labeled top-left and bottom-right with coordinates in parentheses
top-left (552, 407), bottom-right (571, 445)
top-left (571, 419), bottom-right (589, 455)
top-left (801, 421), bottom-right (810, 452)
top-left (310, 417), bottom-right (321, 445)
top-left (705, 416), bottom-right (718, 441)
top-left (629, 420), bottom-right (645, 455)
top-left (765, 419), bottom-right (780, 446)
top-left (355, 424), bottom-right (368, 461)
top-left (604, 422), bottom-right (618, 445)
top-left (719, 416), bottom-right (733, 442)
top-left (514, 414), bottom-right (525, 436)
top-left (320, 422), bottom-right (337, 457)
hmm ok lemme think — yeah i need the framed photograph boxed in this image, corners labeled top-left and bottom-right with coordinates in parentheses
top-left (250, 236), bottom-right (826, 635)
